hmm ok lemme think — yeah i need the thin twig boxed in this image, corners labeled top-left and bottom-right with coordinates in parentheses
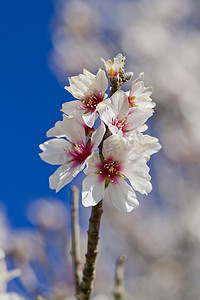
top-left (79, 200), bottom-right (103, 300)
top-left (71, 186), bottom-right (82, 296)
top-left (113, 255), bottom-right (126, 300)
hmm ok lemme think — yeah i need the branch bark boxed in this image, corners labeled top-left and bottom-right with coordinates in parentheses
top-left (79, 200), bottom-right (103, 300)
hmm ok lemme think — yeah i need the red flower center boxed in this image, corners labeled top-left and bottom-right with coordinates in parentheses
top-left (68, 140), bottom-right (93, 166)
top-left (97, 157), bottom-right (125, 186)
top-left (81, 92), bottom-right (104, 113)
top-left (111, 116), bottom-right (130, 134)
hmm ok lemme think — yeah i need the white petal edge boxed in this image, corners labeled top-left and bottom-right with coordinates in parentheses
top-left (92, 69), bottom-right (108, 93)
top-left (106, 180), bottom-right (139, 212)
top-left (39, 139), bottom-right (71, 165)
top-left (82, 111), bottom-right (97, 128)
top-left (50, 163), bottom-right (84, 192)
top-left (82, 174), bottom-right (105, 207)
top-left (123, 157), bottom-right (152, 195)
top-left (61, 100), bottom-right (81, 116)
top-left (91, 121), bottom-right (105, 150)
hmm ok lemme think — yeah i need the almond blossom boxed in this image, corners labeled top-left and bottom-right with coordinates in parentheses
top-left (40, 53), bottom-right (161, 214)
top-left (126, 72), bottom-right (156, 110)
top-left (100, 53), bottom-right (125, 77)
top-left (39, 115), bottom-right (105, 192)
top-left (101, 90), bottom-right (152, 138)
top-left (82, 135), bottom-right (152, 212)
top-left (62, 69), bottom-right (108, 127)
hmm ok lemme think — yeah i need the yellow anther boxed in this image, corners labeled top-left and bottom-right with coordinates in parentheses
top-left (109, 166), bottom-right (114, 172)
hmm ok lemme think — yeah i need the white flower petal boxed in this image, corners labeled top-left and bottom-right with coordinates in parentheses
top-left (106, 180), bottom-right (139, 212)
top-left (100, 105), bottom-right (115, 126)
top-left (82, 111), bottom-right (97, 128)
top-left (71, 81), bottom-right (87, 97)
top-left (135, 95), bottom-right (155, 109)
top-left (129, 177), bottom-right (152, 195)
top-left (132, 81), bottom-right (144, 96)
top-left (82, 174), bottom-right (105, 207)
top-left (47, 115), bottom-right (85, 143)
top-left (102, 135), bottom-right (127, 161)
top-left (39, 139), bottom-right (70, 165)
top-left (78, 73), bottom-right (92, 87)
top-left (65, 82), bottom-right (84, 99)
top-left (123, 158), bottom-right (152, 195)
top-left (128, 109), bottom-right (153, 131)
top-left (96, 98), bottom-right (111, 115)
top-left (83, 69), bottom-right (95, 80)
top-left (108, 124), bottom-right (122, 136)
top-left (84, 152), bottom-right (100, 176)
top-left (111, 91), bottom-right (129, 115)
top-left (50, 163), bottom-right (84, 192)
top-left (143, 86), bottom-right (153, 97)
top-left (136, 135), bottom-right (162, 157)
top-left (61, 100), bottom-right (81, 116)
top-left (92, 69), bottom-right (108, 93)
top-left (91, 122), bottom-right (105, 150)
top-left (47, 125), bottom-right (65, 138)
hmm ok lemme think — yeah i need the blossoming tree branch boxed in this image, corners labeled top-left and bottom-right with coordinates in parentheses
top-left (39, 54), bottom-right (161, 299)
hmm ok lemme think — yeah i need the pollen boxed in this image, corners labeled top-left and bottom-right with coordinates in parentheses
top-left (80, 92), bottom-right (104, 113)
top-left (96, 158), bottom-right (125, 186)
top-left (67, 140), bottom-right (93, 166)
top-left (111, 116), bottom-right (129, 133)
top-left (109, 166), bottom-right (114, 172)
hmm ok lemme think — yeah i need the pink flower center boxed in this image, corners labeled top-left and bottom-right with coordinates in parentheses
top-left (97, 157), bottom-right (125, 186)
top-left (81, 92), bottom-right (104, 113)
top-left (68, 140), bottom-right (93, 167)
top-left (108, 67), bottom-right (118, 77)
top-left (128, 95), bottom-right (138, 107)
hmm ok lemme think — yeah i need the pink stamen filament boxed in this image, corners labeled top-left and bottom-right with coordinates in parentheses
top-left (97, 157), bottom-right (124, 184)
top-left (67, 140), bottom-right (93, 167)
top-left (111, 116), bottom-right (130, 134)
top-left (81, 92), bottom-right (104, 113)
top-left (128, 94), bottom-right (138, 107)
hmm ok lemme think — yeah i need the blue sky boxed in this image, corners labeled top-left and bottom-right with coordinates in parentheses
top-left (0, 0), bottom-right (77, 227)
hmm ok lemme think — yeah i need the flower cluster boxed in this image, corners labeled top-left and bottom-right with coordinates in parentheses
top-left (40, 54), bottom-right (161, 212)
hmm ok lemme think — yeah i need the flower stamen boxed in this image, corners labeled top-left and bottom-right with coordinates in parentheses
top-left (81, 92), bottom-right (104, 113)
top-left (97, 157), bottom-right (125, 187)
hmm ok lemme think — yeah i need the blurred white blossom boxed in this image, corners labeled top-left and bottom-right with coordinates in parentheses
top-left (27, 198), bottom-right (68, 230)
top-left (0, 293), bottom-right (25, 300)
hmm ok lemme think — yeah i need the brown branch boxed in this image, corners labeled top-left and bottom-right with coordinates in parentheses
top-left (113, 255), bottom-right (126, 300)
top-left (71, 186), bottom-right (82, 296)
top-left (79, 200), bottom-right (103, 300)
top-left (110, 76), bottom-right (119, 97)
